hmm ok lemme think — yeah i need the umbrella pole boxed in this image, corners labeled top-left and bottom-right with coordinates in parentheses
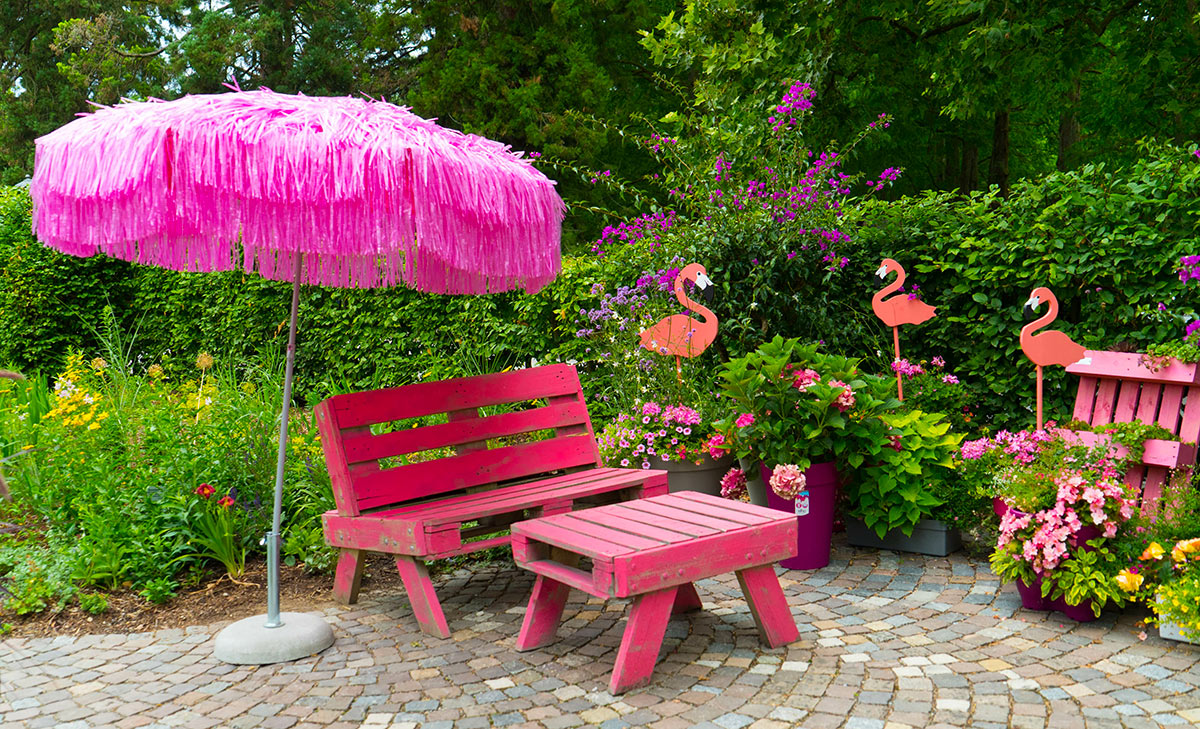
top-left (266, 255), bottom-right (303, 627)
top-left (213, 254), bottom-right (333, 664)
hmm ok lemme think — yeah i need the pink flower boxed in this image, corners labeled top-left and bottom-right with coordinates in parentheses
top-left (828, 380), bottom-right (855, 412)
top-left (791, 368), bottom-right (821, 391)
top-left (960, 438), bottom-right (991, 460)
top-left (931, 356), bottom-right (945, 367)
top-left (735, 413), bottom-right (755, 428)
top-left (706, 433), bottom-right (729, 457)
top-left (720, 468), bottom-right (747, 499)
top-left (641, 402), bottom-right (662, 416)
top-left (891, 359), bottom-right (924, 377)
top-left (769, 464), bottom-right (807, 499)
top-left (941, 374), bottom-right (959, 385)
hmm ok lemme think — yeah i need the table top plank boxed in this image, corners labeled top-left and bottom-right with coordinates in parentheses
top-left (601, 502), bottom-right (725, 538)
top-left (513, 518), bottom-right (634, 559)
top-left (568, 507), bottom-right (708, 545)
top-left (615, 498), bottom-right (759, 533)
top-left (650, 491), bottom-right (783, 526)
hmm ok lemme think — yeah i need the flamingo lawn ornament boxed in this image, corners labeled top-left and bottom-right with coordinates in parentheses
top-left (638, 263), bottom-right (717, 382)
top-left (872, 258), bottom-right (937, 400)
top-left (1021, 286), bottom-right (1091, 430)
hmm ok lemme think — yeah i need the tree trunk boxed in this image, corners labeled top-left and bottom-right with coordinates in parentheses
top-left (988, 107), bottom-right (1010, 197)
top-left (1057, 80), bottom-right (1081, 172)
top-left (959, 142), bottom-right (979, 193)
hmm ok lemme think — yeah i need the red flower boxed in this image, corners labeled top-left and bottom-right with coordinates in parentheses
top-left (194, 483), bottom-right (215, 498)
top-left (216, 495), bottom-right (235, 509)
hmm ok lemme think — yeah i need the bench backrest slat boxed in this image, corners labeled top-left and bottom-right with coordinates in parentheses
top-left (316, 364), bottom-right (602, 517)
top-left (353, 434), bottom-right (600, 511)
top-left (1067, 351), bottom-right (1200, 517)
top-left (324, 364), bottom-right (581, 429)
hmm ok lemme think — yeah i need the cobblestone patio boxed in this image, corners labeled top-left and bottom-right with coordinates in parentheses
top-left (3, 537), bottom-right (1199, 729)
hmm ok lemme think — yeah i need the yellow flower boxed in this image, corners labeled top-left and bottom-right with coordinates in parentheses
top-left (1173, 546), bottom-right (1187, 563)
top-left (90, 357), bottom-right (108, 372)
top-left (1115, 569), bottom-right (1144, 593)
top-left (1175, 537), bottom-right (1200, 555)
top-left (147, 364), bottom-right (164, 379)
top-left (196, 352), bottom-right (214, 371)
top-left (87, 422), bottom-right (100, 430)
top-left (1141, 542), bottom-right (1165, 561)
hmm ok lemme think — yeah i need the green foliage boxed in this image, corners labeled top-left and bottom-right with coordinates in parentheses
top-left (1043, 539), bottom-right (1129, 617)
top-left (139, 577), bottom-right (177, 605)
top-left (283, 523), bottom-right (337, 575)
top-left (0, 538), bottom-right (78, 615)
top-left (78, 591), bottom-right (109, 615)
top-left (851, 409), bottom-right (963, 538)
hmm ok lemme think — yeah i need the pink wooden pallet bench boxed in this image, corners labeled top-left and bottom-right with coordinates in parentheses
top-left (1064, 351), bottom-right (1200, 516)
top-left (315, 364), bottom-right (668, 638)
top-left (511, 491), bottom-right (800, 694)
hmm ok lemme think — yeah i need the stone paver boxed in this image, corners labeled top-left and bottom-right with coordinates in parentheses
top-left (3, 536), bottom-right (1199, 728)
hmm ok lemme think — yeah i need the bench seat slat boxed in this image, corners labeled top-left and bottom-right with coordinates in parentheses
top-left (376, 468), bottom-right (667, 525)
top-left (327, 364), bottom-right (581, 428)
top-left (342, 401), bottom-right (591, 462)
top-left (354, 434), bottom-right (600, 510)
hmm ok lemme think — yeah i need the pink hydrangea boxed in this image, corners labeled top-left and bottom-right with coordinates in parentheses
top-left (735, 413), bottom-right (755, 428)
top-left (769, 464), bottom-right (807, 499)
top-left (720, 467), bottom-right (747, 499)
top-left (791, 368), bottom-right (821, 391)
top-left (828, 380), bottom-right (855, 412)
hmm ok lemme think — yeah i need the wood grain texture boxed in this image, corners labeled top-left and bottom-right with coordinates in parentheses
top-left (737, 564), bottom-right (800, 647)
top-left (394, 556), bottom-right (450, 639)
top-left (331, 549), bottom-right (364, 605)
top-left (1067, 351), bottom-right (1200, 385)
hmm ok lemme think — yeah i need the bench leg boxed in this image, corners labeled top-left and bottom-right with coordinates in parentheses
top-left (332, 549), bottom-right (364, 604)
top-left (610, 586), bottom-right (676, 694)
top-left (515, 575), bottom-right (571, 651)
top-left (736, 564), bottom-right (799, 648)
top-left (673, 582), bottom-right (702, 614)
top-left (395, 556), bottom-right (451, 639)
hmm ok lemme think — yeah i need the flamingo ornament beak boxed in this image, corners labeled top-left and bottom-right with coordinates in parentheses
top-left (1023, 293), bottom-right (1041, 320)
top-left (694, 272), bottom-right (715, 305)
top-left (875, 263), bottom-right (889, 279)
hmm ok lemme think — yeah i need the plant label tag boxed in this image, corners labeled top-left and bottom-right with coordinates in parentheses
top-left (795, 491), bottom-right (810, 517)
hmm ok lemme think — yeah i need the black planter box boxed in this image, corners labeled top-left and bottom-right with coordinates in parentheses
top-left (846, 517), bottom-right (962, 556)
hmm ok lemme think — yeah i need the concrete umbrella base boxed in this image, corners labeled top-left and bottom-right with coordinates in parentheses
top-left (214, 612), bottom-right (335, 665)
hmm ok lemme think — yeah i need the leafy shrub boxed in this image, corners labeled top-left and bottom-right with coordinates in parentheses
top-left (78, 592), bottom-right (108, 615)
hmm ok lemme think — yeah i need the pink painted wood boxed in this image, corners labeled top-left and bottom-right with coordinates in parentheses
top-left (511, 491), bottom-right (799, 693)
top-left (314, 364), bottom-right (668, 638)
top-left (1064, 350), bottom-right (1200, 517)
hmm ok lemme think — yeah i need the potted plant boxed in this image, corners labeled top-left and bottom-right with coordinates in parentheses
top-left (713, 336), bottom-right (901, 569)
top-left (842, 408), bottom-right (967, 556)
top-left (596, 401), bottom-right (732, 494)
top-left (1113, 471), bottom-right (1200, 643)
top-left (965, 429), bottom-right (1138, 620)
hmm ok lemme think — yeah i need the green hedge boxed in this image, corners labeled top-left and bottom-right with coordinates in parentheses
top-left (3, 141), bottom-right (1197, 428)
top-left (847, 141), bottom-right (1200, 427)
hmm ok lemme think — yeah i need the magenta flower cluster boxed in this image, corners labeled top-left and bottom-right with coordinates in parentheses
top-left (769, 82), bottom-right (815, 133)
top-left (720, 467), bottom-right (748, 498)
top-left (590, 210), bottom-right (678, 257)
top-left (597, 401), bottom-right (720, 468)
top-left (961, 427), bottom-right (1056, 464)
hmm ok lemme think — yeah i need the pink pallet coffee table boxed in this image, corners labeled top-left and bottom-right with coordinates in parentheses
top-left (511, 491), bottom-right (800, 693)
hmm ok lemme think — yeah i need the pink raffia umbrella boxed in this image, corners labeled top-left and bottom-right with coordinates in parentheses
top-left (31, 89), bottom-right (564, 663)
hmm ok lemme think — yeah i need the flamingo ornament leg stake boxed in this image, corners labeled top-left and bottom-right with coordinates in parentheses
top-left (892, 326), bottom-right (903, 401)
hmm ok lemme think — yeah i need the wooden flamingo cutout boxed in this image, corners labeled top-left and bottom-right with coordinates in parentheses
top-left (1020, 286), bottom-right (1091, 429)
top-left (872, 258), bottom-right (937, 400)
top-left (638, 263), bottom-right (718, 382)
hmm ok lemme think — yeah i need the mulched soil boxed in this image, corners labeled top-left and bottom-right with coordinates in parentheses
top-left (1, 553), bottom-right (408, 640)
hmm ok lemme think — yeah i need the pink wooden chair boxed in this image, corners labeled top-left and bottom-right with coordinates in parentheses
top-left (1064, 351), bottom-right (1200, 516)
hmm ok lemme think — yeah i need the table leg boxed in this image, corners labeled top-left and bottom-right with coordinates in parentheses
top-left (673, 582), bottom-right (702, 614)
top-left (515, 574), bottom-right (571, 651)
top-left (610, 586), bottom-right (677, 694)
top-left (736, 564), bottom-right (799, 648)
